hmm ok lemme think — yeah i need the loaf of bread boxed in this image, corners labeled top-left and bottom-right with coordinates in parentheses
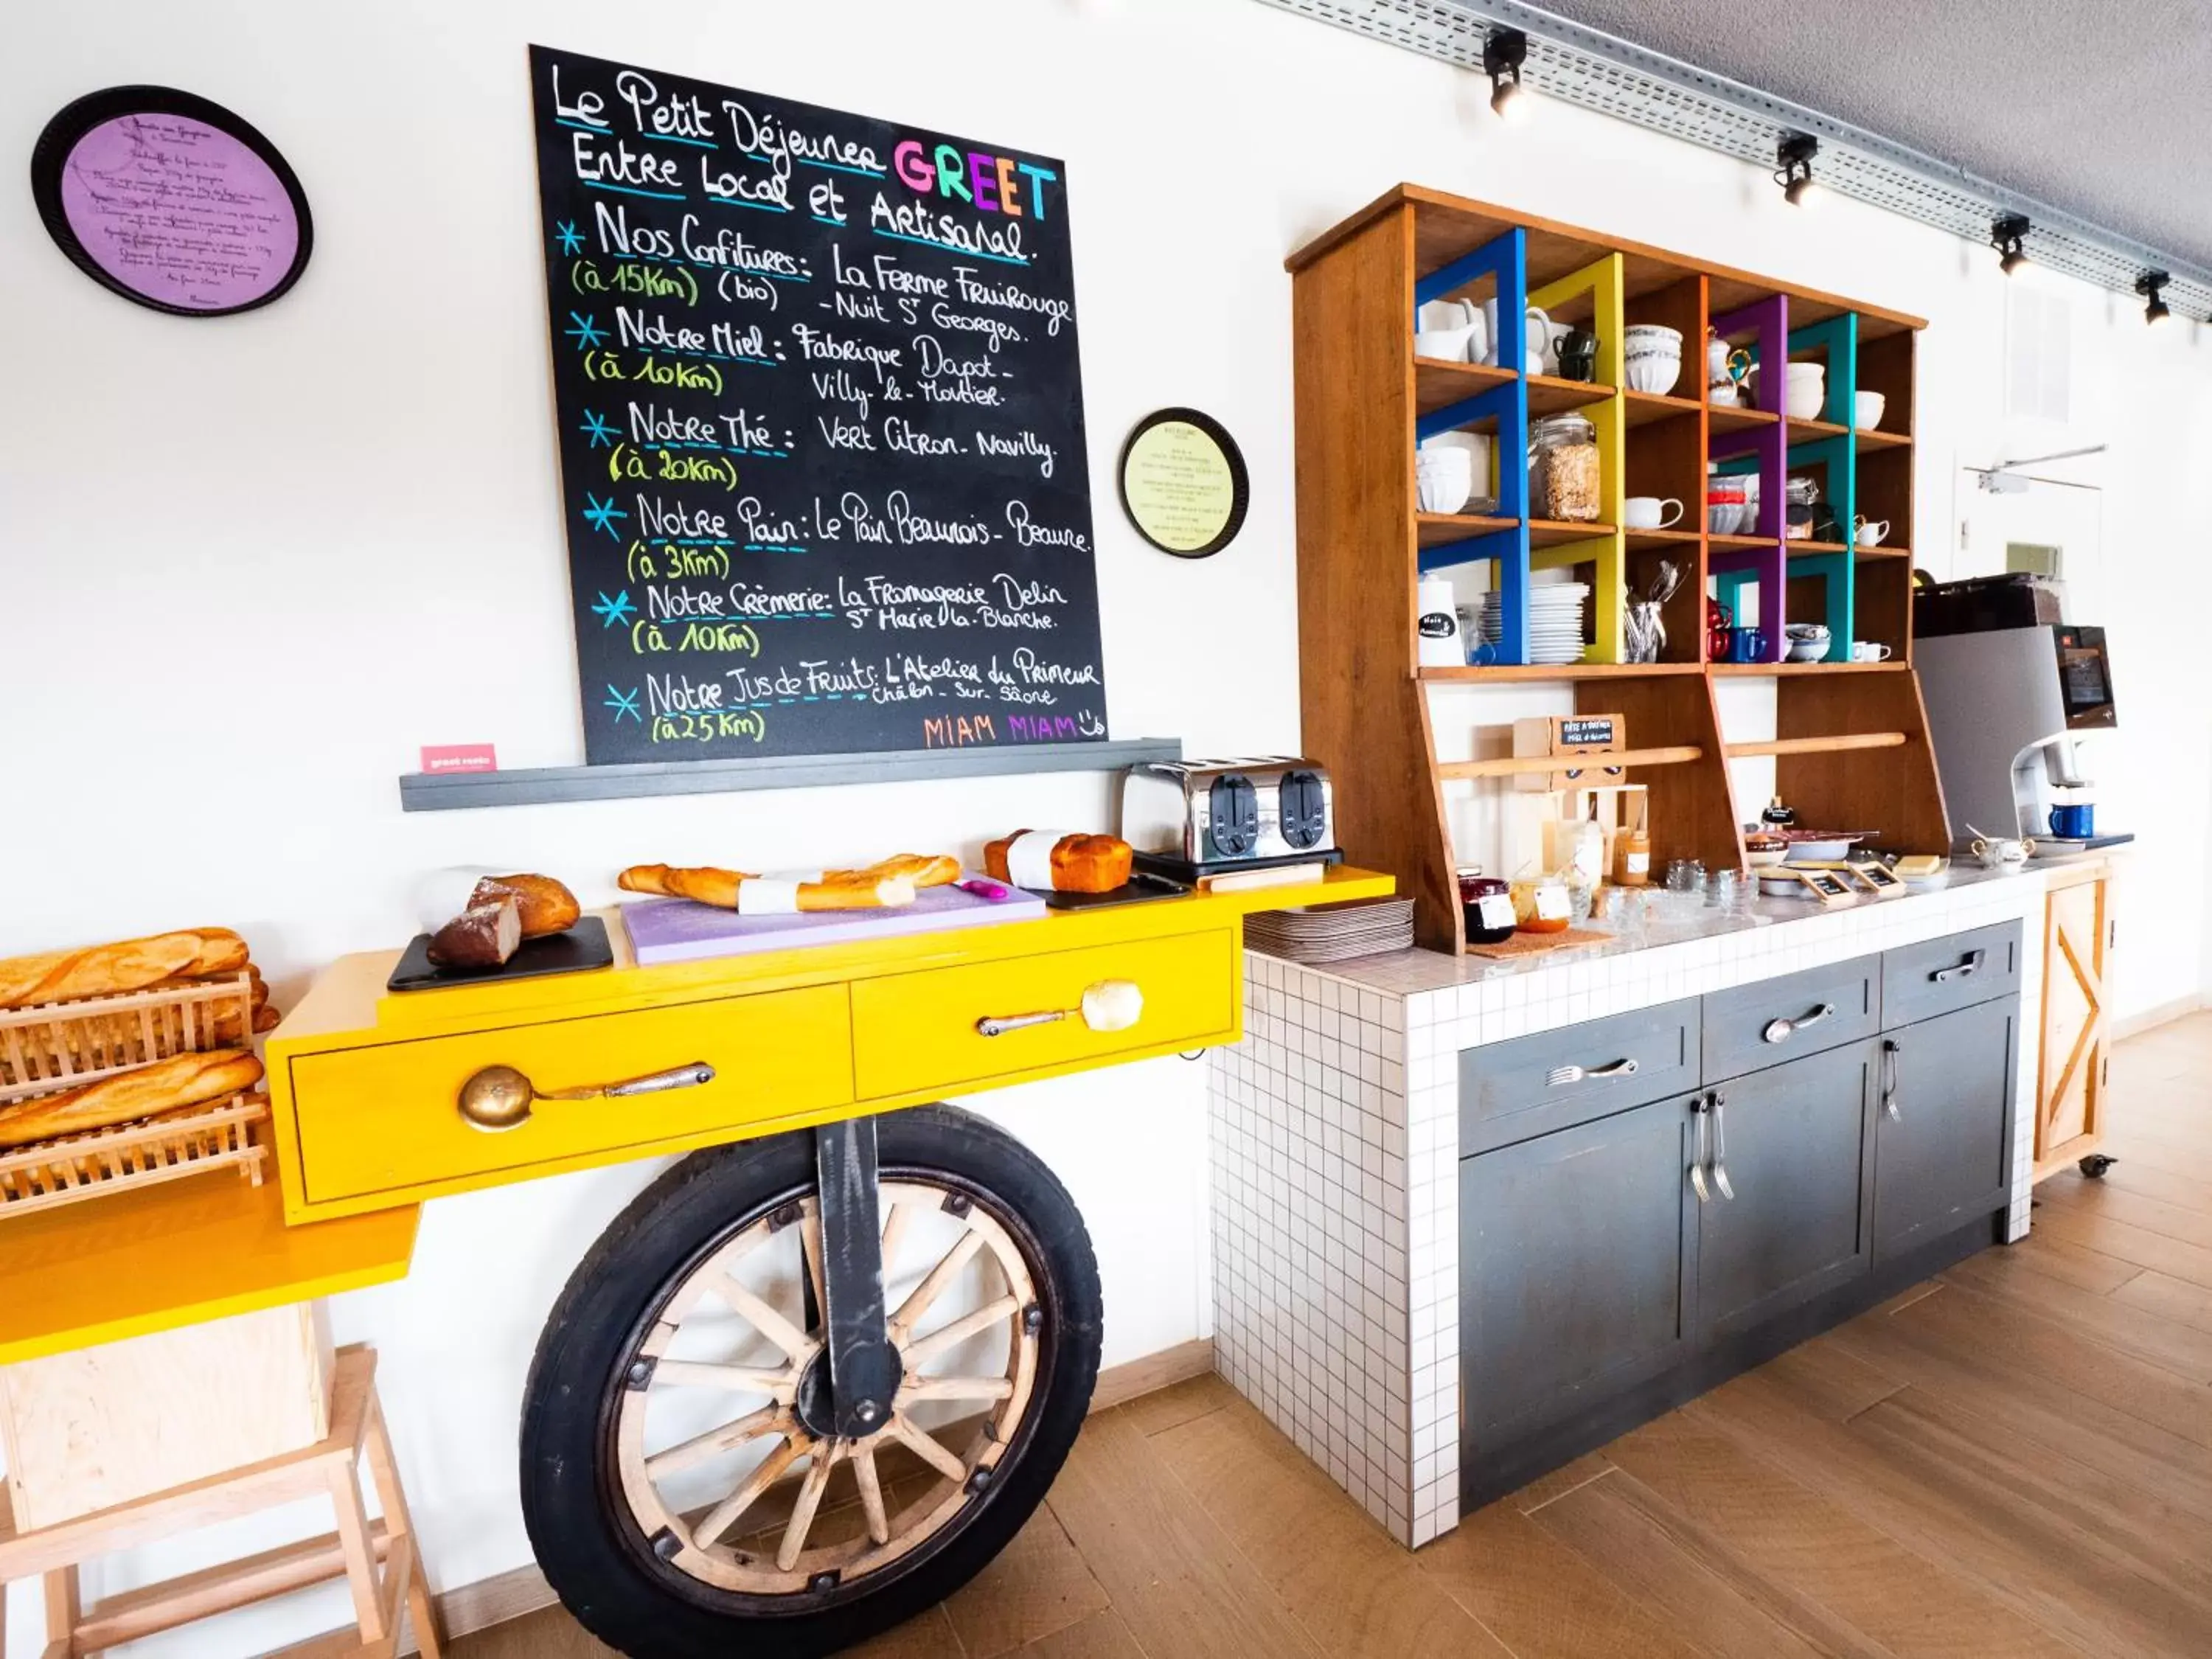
top-left (618, 863), bottom-right (915, 912)
top-left (470, 874), bottom-right (580, 939)
top-left (0, 929), bottom-right (250, 1011)
top-left (984, 832), bottom-right (1133, 894)
top-left (0, 1049), bottom-right (265, 1149)
top-left (427, 896), bottom-right (522, 969)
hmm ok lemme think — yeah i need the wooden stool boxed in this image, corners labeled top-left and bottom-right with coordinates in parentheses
top-left (0, 1345), bottom-right (440, 1658)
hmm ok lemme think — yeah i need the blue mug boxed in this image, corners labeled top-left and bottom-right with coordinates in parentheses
top-left (2050, 802), bottom-right (2096, 839)
top-left (1726, 626), bottom-right (1766, 664)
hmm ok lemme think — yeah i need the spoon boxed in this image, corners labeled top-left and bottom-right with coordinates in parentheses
top-left (457, 1061), bottom-right (716, 1132)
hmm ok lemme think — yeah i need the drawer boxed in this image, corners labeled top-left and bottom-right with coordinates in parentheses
top-left (1703, 956), bottom-right (1880, 1082)
top-left (851, 931), bottom-right (1235, 1100)
top-left (1459, 999), bottom-right (1700, 1154)
top-left (1882, 922), bottom-right (2023, 1029)
top-left (291, 986), bottom-right (852, 1203)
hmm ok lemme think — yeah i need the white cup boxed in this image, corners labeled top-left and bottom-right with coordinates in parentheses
top-left (1483, 299), bottom-right (1551, 372)
top-left (1854, 516), bottom-right (1890, 547)
top-left (1622, 495), bottom-right (1684, 530)
top-left (1850, 641), bottom-right (1893, 663)
top-left (1972, 835), bottom-right (2034, 871)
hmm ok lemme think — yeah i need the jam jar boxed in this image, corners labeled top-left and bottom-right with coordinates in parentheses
top-left (1458, 869), bottom-right (1516, 945)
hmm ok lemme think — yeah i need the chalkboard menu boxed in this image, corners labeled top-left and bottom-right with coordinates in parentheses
top-left (527, 46), bottom-right (1108, 765)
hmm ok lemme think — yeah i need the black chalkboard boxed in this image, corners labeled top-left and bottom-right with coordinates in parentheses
top-left (527, 46), bottom-right (1108, 765)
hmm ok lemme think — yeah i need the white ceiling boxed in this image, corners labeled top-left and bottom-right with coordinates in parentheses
top-left (1533, 0), bottom-right (2212, 270)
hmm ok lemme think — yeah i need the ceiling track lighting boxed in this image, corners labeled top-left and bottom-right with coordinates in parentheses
top-left (1775, 133), bottom-right (1818, 206)
top-left (2137, 271), bottom-right (2172, 325)
top-left (1484, 27), bottom-right (1528, 119)
top-left (1992, 214), bottom-right (2031, 276)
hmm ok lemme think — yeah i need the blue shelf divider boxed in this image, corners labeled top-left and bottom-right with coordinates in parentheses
top-left (1412, 228), bottom-right (1529, 664)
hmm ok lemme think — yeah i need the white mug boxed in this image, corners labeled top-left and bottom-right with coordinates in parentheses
top-left (1849, 641), bottom-right (1893, 663)
top-left (1622, 495), bottom-right (1683, 530)
top-left (1483, 299), bottom-right (1551, 372)
top-left (1854, 516), bottom-right (1891, 547)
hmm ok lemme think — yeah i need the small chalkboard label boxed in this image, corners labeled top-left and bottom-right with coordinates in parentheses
top-left (527, 46), bottom-right (1109, 765)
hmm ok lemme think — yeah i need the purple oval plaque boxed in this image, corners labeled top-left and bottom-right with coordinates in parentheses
top-left (33, 87), bottom-right (313, 316)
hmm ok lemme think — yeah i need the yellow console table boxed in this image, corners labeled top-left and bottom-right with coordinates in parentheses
top-left (266, 868), bottom-right (1393, 1224)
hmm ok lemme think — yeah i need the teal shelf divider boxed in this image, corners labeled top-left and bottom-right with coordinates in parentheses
top-left (1788, 312), bottom-right (1860, 661)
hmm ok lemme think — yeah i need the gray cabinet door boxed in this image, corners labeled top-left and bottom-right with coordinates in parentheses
top-left (1460, 1095), bottom-right (1699, 1453)
top-left (1696, 1041), bottom-right (1877, 1342)
top-left (1873, 999), bottom-right (2017, 1262)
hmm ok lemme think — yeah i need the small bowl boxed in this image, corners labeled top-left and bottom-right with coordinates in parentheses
top-left (1787, 640), bottom-right (1829, 663)
top-left (1745, 845), bottom-right (1790, 869)
top-left (1787, 385), bottom-right (1827, 420)
top-left (1853, 391), bottom-right (1886, 431)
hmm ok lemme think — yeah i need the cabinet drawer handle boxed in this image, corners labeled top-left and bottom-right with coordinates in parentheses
top-left (1689, 1096), bottom-right (1711, 1204)
top-left (458, 1061), bottom-right (716, 1133)
top-left (976, 980), bottom-right (1144, 1039)
top-left (1931, 949), bottom-right (1986, 984)
top-left (1710, 1091), bottom-right (1735, 1200)
top-left (1545, 1057), bottom-right (1640, 1088)
top-left (1762, 1003), bottom-right (1834, 1044)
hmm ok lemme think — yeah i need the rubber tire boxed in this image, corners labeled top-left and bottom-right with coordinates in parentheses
top-left (520, 1104), bottom-right (1102, 1659)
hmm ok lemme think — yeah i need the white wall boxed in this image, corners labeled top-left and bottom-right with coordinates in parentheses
top-left (4, 0), bottom-right (2209, 1649)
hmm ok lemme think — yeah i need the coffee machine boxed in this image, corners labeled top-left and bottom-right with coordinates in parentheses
top-left (1913, 574), bottom-right (2132, 855)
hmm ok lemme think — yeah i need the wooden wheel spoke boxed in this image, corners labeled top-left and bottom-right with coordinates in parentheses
top-left (880, 1201), bottom-right (915, 1282)
top-left (695, 1433), bottom-right (809, 1547)
top-left (644, 1405), bottom-right (784, 1481)
top-left (888, 1230), bottom-right (984, 1343)
top-left (650, 1360), bottom-right (798, 1397)
top-left (902, 1294), bottom-right (1020, 1368)
top-left (776, 1444), bottom-right (841, 1571)
top-left (888, 1412), bottom-right (969, 1484)
top-left (719, 1273), bottom-right (813, 1364)
top-left (899, 1374), bottom-right (1016, 1404)
top-left (852, 1443), bottom-right (891, 1545)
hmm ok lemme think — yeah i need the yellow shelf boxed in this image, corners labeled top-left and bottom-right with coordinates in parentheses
top-left (0, 1176), bottom-right (419, 1366)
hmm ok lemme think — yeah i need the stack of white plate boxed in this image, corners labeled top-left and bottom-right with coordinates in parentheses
top-left (1475, 582), bottom-right (1589, 665)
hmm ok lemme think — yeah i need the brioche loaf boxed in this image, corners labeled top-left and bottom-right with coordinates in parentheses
top-left (984, 832), bottom-right (1133, 894)
top-left (0, 1049), bottom-right (265, 1149)
top-left (470, 874), bottom-right (580, 939)
top-left (0, 929), bottom-right (249, 1011)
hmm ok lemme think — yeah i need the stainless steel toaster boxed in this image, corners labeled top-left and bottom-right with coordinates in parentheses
top-left (1120, 757), bottom-right (1336, 865)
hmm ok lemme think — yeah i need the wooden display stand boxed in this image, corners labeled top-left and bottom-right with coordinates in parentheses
top-left (0, 1346), bottom-right (438, 1658)
top-left (1288, 185), bottom-right (1950, 950)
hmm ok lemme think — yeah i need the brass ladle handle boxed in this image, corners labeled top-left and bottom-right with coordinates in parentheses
top-left (456, 1062), bottom-right (716, 1132)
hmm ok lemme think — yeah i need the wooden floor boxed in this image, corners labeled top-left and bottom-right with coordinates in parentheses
top-left (459, 1014), bottom-right (2212, 1658)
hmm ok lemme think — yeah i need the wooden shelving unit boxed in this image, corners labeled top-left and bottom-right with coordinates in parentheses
top-left (1287, 184), bottom-right (1950, 950)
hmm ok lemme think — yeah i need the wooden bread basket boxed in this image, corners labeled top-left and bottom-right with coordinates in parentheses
top-left (0, 976), bottom-right (271, 1219)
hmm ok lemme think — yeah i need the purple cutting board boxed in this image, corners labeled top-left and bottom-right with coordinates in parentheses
top-left (622, 877), bottom-right (1048, 964)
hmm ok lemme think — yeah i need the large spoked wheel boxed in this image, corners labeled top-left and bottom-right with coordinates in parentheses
top-left (521, 1105), bottom-right (1102, 1658)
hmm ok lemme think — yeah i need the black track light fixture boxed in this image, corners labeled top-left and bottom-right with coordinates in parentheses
top-left (2138, 270), bottom-right (2172, 325)
top-left (1484, 28), bottom-right (1529, 120)
top-left (1991, 215), bottom-right (2031, 276)
top-left (1775, 133), bottom-right (1819, 206)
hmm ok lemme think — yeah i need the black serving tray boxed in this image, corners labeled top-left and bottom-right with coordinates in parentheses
top-left (387, 916), bottom-right (614, 992)
top-left (1026, 869), bottom-right (1193, 911)
top-left (1132, 847), bottom-right (1344, 883)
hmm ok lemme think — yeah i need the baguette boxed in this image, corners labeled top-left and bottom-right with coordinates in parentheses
top-left (0, 1049), bottom-right (264, 1150)
top-left (0, 929), bottom-right (250, 1011)
top-left (618, 863), bottom-right (914, 912)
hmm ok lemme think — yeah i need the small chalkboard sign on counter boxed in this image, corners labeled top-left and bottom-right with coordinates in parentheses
top-left (527, 46), bottom-right (1109, 765)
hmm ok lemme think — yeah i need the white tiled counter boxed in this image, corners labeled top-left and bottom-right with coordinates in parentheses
top-left (1207, 865), bottom-right (2087, 1547)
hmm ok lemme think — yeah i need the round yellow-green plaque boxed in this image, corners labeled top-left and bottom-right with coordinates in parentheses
top-left (1117, 408), bottom-right (1249, 558)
